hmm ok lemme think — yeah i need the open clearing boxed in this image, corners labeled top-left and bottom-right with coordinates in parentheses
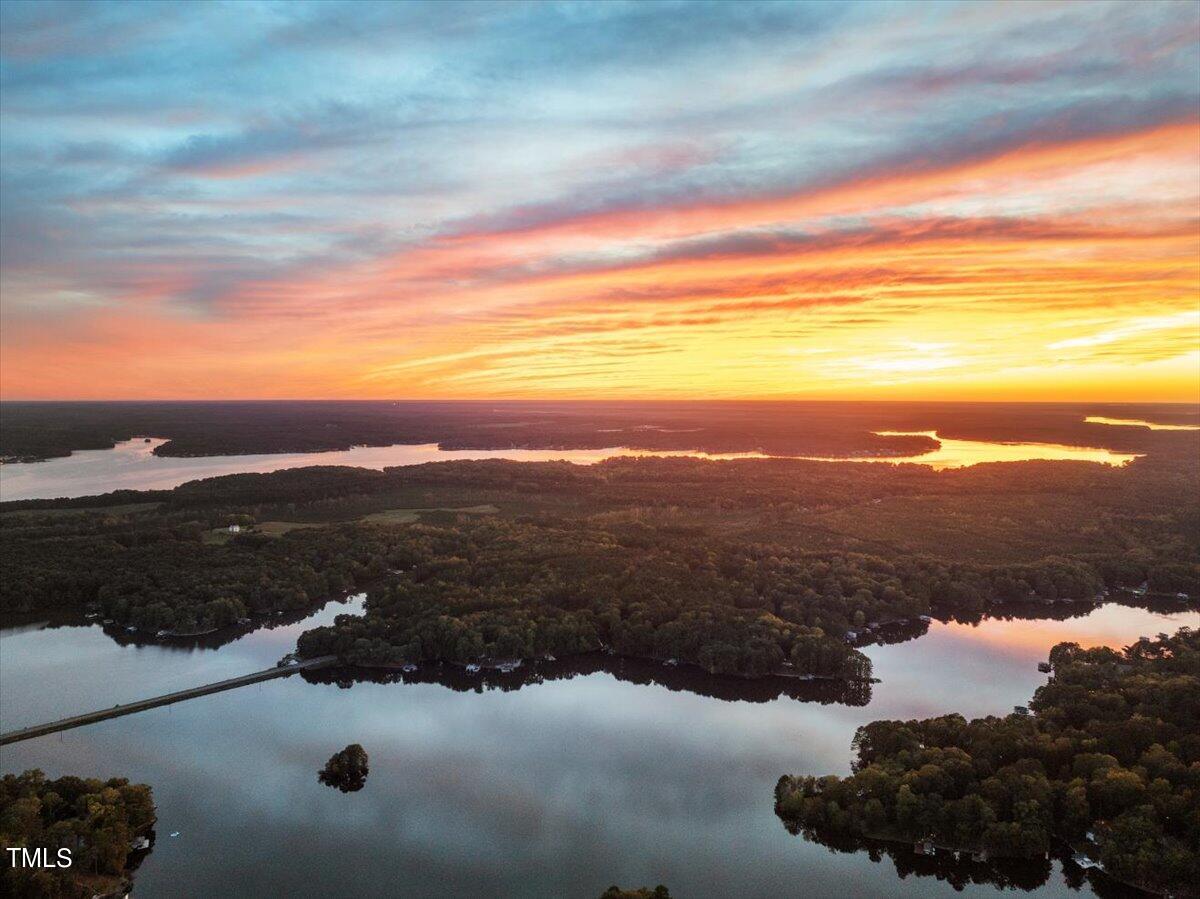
top-left (204, 504), bottom-right (500, 542)
top-left (360, 504), bottom-right (499, 524)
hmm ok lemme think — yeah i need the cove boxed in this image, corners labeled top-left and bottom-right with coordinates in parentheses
top-left (1, 597), bottom-right (1193, 898)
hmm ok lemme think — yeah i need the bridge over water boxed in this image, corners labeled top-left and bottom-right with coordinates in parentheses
top-left (0, 655), bottom-right (338, 746)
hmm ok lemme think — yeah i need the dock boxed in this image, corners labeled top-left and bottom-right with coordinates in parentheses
top-left (0, 655), bottom-right (338, 746)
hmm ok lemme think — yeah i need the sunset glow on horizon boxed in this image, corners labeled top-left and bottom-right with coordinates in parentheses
top-left (1, 1), bottom-right (1198, 401)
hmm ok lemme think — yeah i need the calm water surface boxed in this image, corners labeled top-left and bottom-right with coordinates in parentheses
top-left (1083, 416), bottom-right (1200, 431)
top-left (2, 600), bottom-right (1192, 898)
top-left (0, 431), bottom-right (1138, 502)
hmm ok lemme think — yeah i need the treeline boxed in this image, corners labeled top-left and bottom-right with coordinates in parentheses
top-left (0, 770), bottom-right (155, 898)
top-left (2, 400), bottom-right (1192, 462)
top-left (0, 399), bottom-right (945, 461)
top-left (775, 629), bottom-right (1199, 897)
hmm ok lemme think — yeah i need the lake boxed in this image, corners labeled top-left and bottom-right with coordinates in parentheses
top-left (0, 429), bottom-right (1139, 502)
top-left (1083, 416), bottom-right (1200, 431)
top-left (1, 597), bottom-right (1193, 898)
top-left (0, 420), bottom-right (1180, 896)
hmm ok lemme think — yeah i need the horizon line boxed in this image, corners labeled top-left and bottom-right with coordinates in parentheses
top-left (1, 397), bottom-right (1198, 406)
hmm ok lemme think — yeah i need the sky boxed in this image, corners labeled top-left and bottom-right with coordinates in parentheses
top-left (1, 0), bottom-right (1198, 401)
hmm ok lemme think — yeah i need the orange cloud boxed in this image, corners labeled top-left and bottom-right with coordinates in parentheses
top-left (2, 119), bottom-right (1197, 400)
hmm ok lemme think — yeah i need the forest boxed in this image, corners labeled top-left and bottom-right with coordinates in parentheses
top-left (0, 770), bottom-right (155, 899)
top-left (291, 515), bottom-right (1112, 678)
top-left (1, 435), bottom-right (1196, 680)
top-left (774, 629), bottom-right (1199, 897)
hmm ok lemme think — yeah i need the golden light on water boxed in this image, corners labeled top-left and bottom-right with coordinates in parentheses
top-left (1084, 416), bottom-right (1200, 431)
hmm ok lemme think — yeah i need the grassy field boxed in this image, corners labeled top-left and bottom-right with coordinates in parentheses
top-left (360, 504), bottom-right (498, 524)
top-left (203, 504), bottom-right (500, 542)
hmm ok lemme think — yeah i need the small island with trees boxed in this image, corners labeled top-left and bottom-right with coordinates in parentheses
top-left (319, 744), bottom-right (370, 793)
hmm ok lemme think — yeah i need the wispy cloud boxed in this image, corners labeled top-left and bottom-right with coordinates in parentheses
top-left (1, 0), bottom-right (1197, 399)
top-left (1048, 312), bottom-right (1200, 350)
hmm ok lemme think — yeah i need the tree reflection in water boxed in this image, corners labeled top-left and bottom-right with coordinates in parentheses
top-left (778, 825), bottom-right (1154, 898)
top-left (303, 652), bottom-right (875, 706)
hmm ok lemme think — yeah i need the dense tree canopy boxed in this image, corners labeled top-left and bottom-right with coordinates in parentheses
top-left (319, 744), bottom-right (370, 793)
top-left (2, 450), bottom-right (1195, 679)
top-left (0, 770), bottom-right (155, 899)
top-left (775, 629), bottom-right (1200, 897)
